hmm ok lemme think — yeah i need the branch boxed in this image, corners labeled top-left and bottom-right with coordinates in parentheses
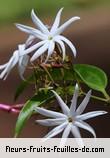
top-left (0, 104), bottom-right (23, 114)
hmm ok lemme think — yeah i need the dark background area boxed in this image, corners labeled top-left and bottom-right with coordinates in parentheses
top-left (0, 0), bottom-right (110, 137)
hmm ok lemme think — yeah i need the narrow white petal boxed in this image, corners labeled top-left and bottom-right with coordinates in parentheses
top-left (75, 121), bottom-right (96, 138)
top-left (30, 43), bottom-right (48, 61)
top-left (24, 41), bottom-right (46, 55)
top-left (36, 118), bottom-right (66, 126)
top-left (43, 122), bottom-right (68, 141)
top-left (18, 44), bottom-right (25, 57)
top-left (19, 54), bottom-right (29, 69)
top-left (18, 44), bottom-right (29, 79)
top-left (54, 38), bottom-right (66, 60)
top-left (60, 123), bottom-right (72, 147)
top-left (0, 57), bottom-right (14, 79)
top-left (16, 23), bottom-right (36, 33)
top-left (44, 41), bottom-right (55, 63)
top-left (4, 51), bottom-right (19, 80)
top-left (62, 123), bottom-right (72, 138)
top-left (71, 125), bottom-right (84, 147)
top-left (25, 35), bottom-right (35, 47)
top-left (0, 66), bottom-right (9, 79)
top-left (70, 84), bottom-right (79, 115)
top-left (0, 63), bottom-right (8, 70)
top-left (11, 51), bottom-right (19, 66)
top-left (16, 23), bottom-right (34, 33)
top-left (50, 8), bottom-right (63, 34)
top-left (6, 50), bottom-right (22, 77)
top-left (57, 35), bottom-right (77, 57)
top-left (18, 55), bottom-right (29, 80)
top-left (16, 23), bottom-right (46, 40)
top-left (71, 125), bottom-right (81, 138)
top-left (0, 50), bottom-right (19, 80)
top-left (55, 16), bottom-right (80, 35)
top-left (31, 9), bottom-right (49, 34)
top-left (51, 90), bottom-right (70, 116)
top-left (36, 107), bottom-right (67, 118)
top-left (76, 90), bottom-right (92, 115)
top-left (0, 69), bottom-right (8, 80)
top-left (77, 111), bottom-right (107, 121)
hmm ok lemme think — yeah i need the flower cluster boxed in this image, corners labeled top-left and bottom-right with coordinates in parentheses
top-left (0, 8), bottom-right (80, 80)
top-left (0, 8), bottom-right (108, 146)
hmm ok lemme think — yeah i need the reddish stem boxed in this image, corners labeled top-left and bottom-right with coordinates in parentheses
top-left (0, 104), bottom-right (23, 114)
top-left (51, 63), bottom-right (63, 68)
top-left (40, 63), bottom-right (63, 68)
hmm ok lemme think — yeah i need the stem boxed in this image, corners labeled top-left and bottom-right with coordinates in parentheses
top-left (81, 92), bottom-right (107, 102)
top-left (40, 64), bottom-right (57, 87)
top-left (51, 63), bottom-right (63, 68)
top-left (33, 69), bottom-right (38, 90)
top-left (0, 104), bottom-right (20, 114)
top-left (102, 90), bottom-right (110, 101)
top-left (31, 63), bottom-right (38, 90)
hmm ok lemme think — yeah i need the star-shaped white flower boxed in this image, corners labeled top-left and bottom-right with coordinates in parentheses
top-left (16, 8), bottom-right (80, 62)
top-left (0, 44), bottom-right (29, 80)
top-left (36, 84), bottom-right (107, 146)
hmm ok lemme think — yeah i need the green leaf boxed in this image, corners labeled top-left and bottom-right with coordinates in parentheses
top-left (74, 64), bottom-right (108, 92)
top-left (14, 90), bottom-right (54, 137)
top-left (14, 74), bottom-right (35, 101)
top-left (63, 67), bottom-right (75, 80)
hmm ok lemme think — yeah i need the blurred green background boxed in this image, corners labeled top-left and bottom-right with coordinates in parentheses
top-left (0, 0), bottom-right (110, 25)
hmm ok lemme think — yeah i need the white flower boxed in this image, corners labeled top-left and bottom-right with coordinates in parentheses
top-left (16, 8), bottom-right (80, 62)
top-left (0, 44), bottom-right (29, 80)
top-left (36, 84), bottom-right (107, 147)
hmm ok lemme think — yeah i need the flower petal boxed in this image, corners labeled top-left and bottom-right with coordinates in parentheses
top-left (0, 64), bottom-right (10, 80)
top-left (62, 123), bottom-right (72, 138)
top-left (71, 125), bottom-right (84, 147)
top-left (76, 90), bottom-right (92, 115)
top-left (51, 90), bottom-right (70, 116)
top-left (71, 125), bottom-right (81, 138)
top-left (18, 54), bottom-right (29, 80)
top-left (50, 8), bottom-right (63, 34)
top-left (36, 107), bottom-right (67, 118)
top-left (57, 35), bottom-right (77, 57)
top-left (54, 37), bottom-right (66, 60)
top-left (31, 9), bottom-right (49, 34)
top-left (16, 23), bottom-right (46, 40)
top-left (43, 121), bottom-right (68, 141)
top-left (24, 41), bottom-right (46, 55)
top-left (55, 16), bottom-right (80, 35)
top-left (77, 111), bottom-right (107, 121)
top-left (0, 63), bottom-right (8, 70)
top-left (0, 50), bottom-right (19, 80)
top-left (36, 118), bottom-right (66, 126)
top-left (30, 42), bottom-right (49, 61)
top-left (70, 84), bottom-right (79, 116)
top-left (0, 58), bottom-right (13, 79)
top-left (75, 121), bottom-right (96, 138)
top-left (60, 123), bottom-right (72, 147)
top-left (25, 35), bottom-right (35, 47)
top-left (44, 41), bottom-right (55, 63)
top-left (18, 44), bottom-right (25, 56)
top-left (18, 45), bottom-right (29, 79)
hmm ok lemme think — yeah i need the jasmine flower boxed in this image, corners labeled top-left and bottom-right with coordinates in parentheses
top-left (36, 84), bottom-right (107, 146)
top-left (16, 8), bottom-right (80, 62)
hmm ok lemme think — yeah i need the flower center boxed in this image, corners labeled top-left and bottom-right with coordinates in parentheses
top-left (48, 36), bottom-right (53, 40)
top-left (68, 117), bottom-right (73, 123)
